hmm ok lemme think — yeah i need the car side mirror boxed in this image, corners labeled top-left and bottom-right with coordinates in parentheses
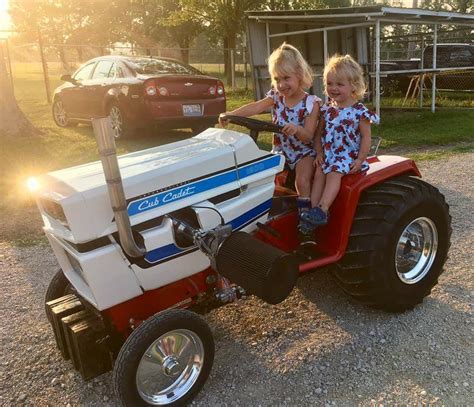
top-left (61, 74), bottom-right (77, 84)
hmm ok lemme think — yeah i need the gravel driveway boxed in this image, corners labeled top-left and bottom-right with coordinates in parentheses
top-left (1, 153), bottom-right (473, 406)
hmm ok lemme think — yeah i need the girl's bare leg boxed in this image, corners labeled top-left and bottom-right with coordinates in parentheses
top-left (310, 166), bottom-right (325, 207)
top-left (318, 172), bottom-right (343, 212)
top-left (294, 156), bottom-right (314, 198)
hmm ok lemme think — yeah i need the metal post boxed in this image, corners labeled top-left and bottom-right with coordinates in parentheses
top-left (230, 49), bottom-right (235, 88)
top-left (243, 46), bottom-right (248, 90)
top-left (266, 23), bottom-right (270, 57)
top-left (323, 30), bottom-right (328, 102)
top-left (431, 24), bottom-right (437, 113)
top-left (375, 20), bottom-right (381, 117)
top-left (38, 29), bottom-right (52, 104)
top-left (5, 38), bottom-right (13, 95)
top-left (419, 34), bottom-right (424, 108)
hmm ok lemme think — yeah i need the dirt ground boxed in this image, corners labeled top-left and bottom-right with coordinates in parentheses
top-left (0, 153), bottom-right (473, 406)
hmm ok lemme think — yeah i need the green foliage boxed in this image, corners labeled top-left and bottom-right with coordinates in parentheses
top-left (126, 0), bottom-right (202, 61)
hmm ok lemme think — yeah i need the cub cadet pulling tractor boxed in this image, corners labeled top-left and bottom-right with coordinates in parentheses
top-left (34, 116), bottom-right (451, 406)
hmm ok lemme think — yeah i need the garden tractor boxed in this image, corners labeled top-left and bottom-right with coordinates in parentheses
top-left (34, 116), bottom-right (451, 406)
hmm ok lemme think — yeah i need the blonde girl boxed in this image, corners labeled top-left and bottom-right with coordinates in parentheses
top-left (301, 55), bottom-right (379, 232)
top-left (220, 42), bottom-right (322, 219)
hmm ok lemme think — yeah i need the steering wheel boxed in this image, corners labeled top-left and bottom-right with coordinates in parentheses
top-left (220, 114), bottom-right (283, 142)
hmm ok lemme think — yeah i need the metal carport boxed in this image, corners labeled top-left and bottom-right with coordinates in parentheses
top-left (246, 6), bottom-right (474, 114)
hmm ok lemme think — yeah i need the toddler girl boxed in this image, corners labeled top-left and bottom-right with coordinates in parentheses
top-left (301, 55), bottom-right (379, 233)
top-left (220, 42), bottom-right (321, 220)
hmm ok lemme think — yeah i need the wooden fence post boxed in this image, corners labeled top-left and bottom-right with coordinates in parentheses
top-left (38, 29), bottom-right (52, 104)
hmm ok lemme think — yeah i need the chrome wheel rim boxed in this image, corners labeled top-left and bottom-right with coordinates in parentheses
top-left (395, 217), bottom-right (438, 284)
top-left (136, 329), bottom-right (205, 405)
top-left (109, 106), bottom-right (123, 138)
top-left (53, 100), bottom-right (68, 126)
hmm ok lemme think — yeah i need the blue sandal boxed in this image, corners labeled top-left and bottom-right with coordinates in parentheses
top-left (301, 206), bottom-right (329, 226)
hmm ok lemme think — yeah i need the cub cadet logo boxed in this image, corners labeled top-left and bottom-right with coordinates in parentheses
top-left (136, 186), bottom-right (196, 212)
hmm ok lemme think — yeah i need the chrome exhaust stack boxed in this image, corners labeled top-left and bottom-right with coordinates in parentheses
top-left (92, 117), bottom-right (146, 258)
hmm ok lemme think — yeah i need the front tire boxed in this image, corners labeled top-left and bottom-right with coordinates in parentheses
top-left (113, 309), bottom-right (214, 406)
top-left (335, 176), bottom-right (451, 312)
top-left (45, 270), bottom-right (72, 321)
top-left (52, 99), bottom-right (77, 127)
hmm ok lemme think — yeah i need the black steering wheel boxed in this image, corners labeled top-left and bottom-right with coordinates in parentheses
top-left (220, 114), bottom-right (283, 142)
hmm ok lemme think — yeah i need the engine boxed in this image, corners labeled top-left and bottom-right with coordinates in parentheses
top-left (33, 120), bottom-right (298, 310)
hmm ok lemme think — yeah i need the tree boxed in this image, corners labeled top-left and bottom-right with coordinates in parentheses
top-left (421, 0), bottom-right (472, 13)
top-left (0, 42), bottom-right (38, 137)
top-left (126, 0), bottom-right (202, 63)
top-left (171, 0), bottom-right (266, 85)
top-left (9, 0), bottom-right (123, 68)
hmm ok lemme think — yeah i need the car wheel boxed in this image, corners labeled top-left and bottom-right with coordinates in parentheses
top-left (52, 99), bottom-right (77, 127)
top-left (335, 176), bottom-right (451, 312)
top-left (109, 104), bottom-right (131, 138)
top-left (113, 308), bottom-right (214, 406)
top-left (44, 270), bottom-right (72, 322)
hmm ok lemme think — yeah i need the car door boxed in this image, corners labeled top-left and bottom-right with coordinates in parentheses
top-left (85, 60), bottom-right (116, 118)
top-left (61, 61), bottom-right (96, 119)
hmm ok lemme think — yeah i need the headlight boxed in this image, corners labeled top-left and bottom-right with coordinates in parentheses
top-left (40, 199), bottom-right (69, 228)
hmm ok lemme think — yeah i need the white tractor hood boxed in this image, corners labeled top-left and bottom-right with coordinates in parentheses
top-left (36, 128), bottom-right (284, 243)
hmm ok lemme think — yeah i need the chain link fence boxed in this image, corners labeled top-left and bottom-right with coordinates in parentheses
top-left (7, 41), bottom-right (252, 104)
top-left (6, 34), bottom-right (473, 108)
top-left (376, 28), bottom-right (473, 108)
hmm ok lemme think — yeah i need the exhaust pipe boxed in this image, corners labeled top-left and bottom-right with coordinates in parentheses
top-left (92, 117), bottom-right (146, 258)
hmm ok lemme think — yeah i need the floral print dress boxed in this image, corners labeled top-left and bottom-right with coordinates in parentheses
top-left (266, 89), bottom-right (322, 169)
top-left (320, 102), bottom-right (380, 175)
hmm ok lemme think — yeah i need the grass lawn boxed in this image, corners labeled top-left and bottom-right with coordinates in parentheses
top-left (1, 69), bottom-right (473, 243)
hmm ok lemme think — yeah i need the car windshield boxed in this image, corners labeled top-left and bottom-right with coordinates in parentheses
top-left (127, 58), bottom-right (202, 76)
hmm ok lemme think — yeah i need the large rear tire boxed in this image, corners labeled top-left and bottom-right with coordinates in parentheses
top-left (113, 308), bottom-right (214, 406)
top-left (335, 176), bottom-right (451, 312)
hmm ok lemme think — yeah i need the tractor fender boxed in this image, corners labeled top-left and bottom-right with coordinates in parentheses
top-left (300, 155), bottom-right (421, 271)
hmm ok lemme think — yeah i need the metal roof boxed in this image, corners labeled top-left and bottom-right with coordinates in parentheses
top-left (246, 6), bottom-right (474, 26)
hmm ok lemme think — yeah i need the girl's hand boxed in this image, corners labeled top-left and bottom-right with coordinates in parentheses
top-left (282, 123), bottom-right (299, 137)
top-left (349, 158), bottom-right (363, 174)
top-left (315, 153), bottom-right (325, 168)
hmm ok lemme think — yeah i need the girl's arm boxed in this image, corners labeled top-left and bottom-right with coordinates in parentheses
top-left (314, 115), bottom-right (325, 167)
top-left (349, 118), bottom-right (372, 174)
top-left (219, 97), bottom-right (274, 126)
top-left (281, 101), bottom-right (320, 143)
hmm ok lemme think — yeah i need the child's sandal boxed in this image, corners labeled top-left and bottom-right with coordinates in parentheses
top-left (301, 206), bottom-right (329, 226)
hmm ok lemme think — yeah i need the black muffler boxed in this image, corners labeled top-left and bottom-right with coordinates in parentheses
top-left (215, 232), bottom-right (299, 304)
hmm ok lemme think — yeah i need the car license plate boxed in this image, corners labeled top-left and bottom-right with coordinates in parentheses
top-left (183, 104), bottom-right (202, 116)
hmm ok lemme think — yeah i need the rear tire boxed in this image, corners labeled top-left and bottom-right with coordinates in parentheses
top-left (191, 120), bottom-right (216, 135)
top-left (45, 270), bottom-right (72, 321)
top-left (113, 308), bottom-right (214, 406)
top-left (335, 176), bottom-right (451, 312)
